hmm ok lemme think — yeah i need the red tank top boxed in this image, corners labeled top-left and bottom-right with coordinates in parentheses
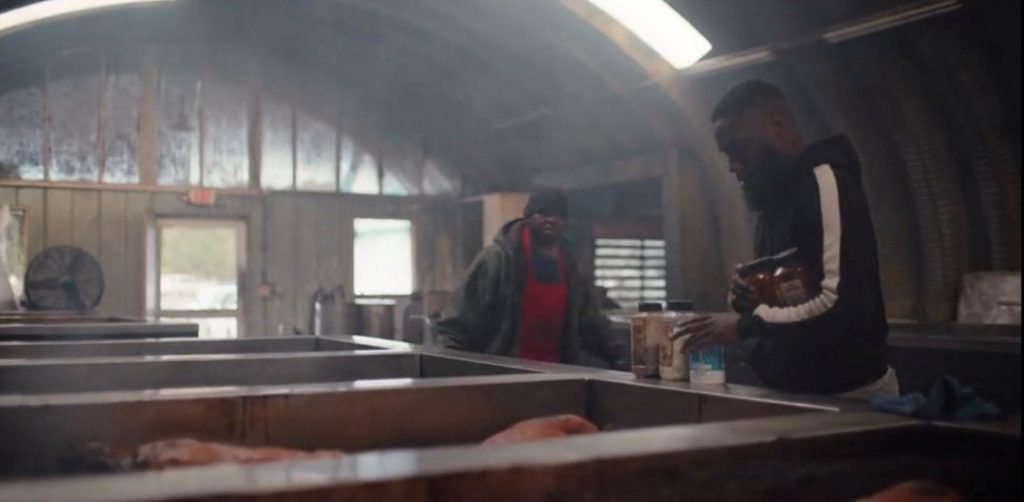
top-left (518, 227), bottom-right (568, 362)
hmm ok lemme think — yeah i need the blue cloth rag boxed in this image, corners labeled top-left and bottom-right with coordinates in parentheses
top-left (870, 375), bottom-right (1004, 421)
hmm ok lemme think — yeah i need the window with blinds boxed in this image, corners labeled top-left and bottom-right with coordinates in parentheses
top-left (594, 238), bottom-right (667, 305)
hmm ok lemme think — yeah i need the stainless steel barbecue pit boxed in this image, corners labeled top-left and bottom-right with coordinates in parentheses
top-left (0, 335), bottom-right (1016, 502)
top-left (0, 350), bottom-right (552, 394)
top-left (0, 336), bottom-right (377, 359)
top-left (0, 373), bottom-right (843, 480)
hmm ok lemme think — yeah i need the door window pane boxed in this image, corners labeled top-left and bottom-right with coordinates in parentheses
top-left (354, 219), bottom-right (413, 296)
top-left (159, 225), bottom-right (239, 310)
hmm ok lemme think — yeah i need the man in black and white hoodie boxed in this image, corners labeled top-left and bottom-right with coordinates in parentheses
top-left (677, 80), bottom-right (897, 398)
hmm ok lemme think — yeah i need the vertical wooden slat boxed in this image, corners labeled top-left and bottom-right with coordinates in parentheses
top-left (289, 105), bottom-right (297, 189)
top-left (416, 146), bottom-right (426, 195)
top-left (42, 67), bottom-right (52, 181)
top-left (334, 129), bottom-right (342, 192)
top-left (375, 158), bottom-right (384, 196)
top-left (124, 192), bottom-right (152, 317)
top-left (44, 189), bottom-right (73, 247)
top-left (98, 191), bottom-right (128, 316)
top-left (197, 72), bottom-right (206, 187)
top-left (70, 191), bottom-right (101, 259)
top-left (15, 188), bottom-right (45, 262)
top-left (266, 193), bottom-right (297, 334)
top-left (248, 86), bottom-right (262, 190)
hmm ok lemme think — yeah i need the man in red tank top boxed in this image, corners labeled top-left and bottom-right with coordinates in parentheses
top-left (435, 191), bottom-right (621, 367)
top-left (517, 206), bottom-right (569, 362)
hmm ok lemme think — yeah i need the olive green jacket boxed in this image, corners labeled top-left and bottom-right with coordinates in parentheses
top-left (434, 219), bottom-right (617, 365)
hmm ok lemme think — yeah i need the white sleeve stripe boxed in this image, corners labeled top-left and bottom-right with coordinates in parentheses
top-left (754, 164), bottom-right (842, 324)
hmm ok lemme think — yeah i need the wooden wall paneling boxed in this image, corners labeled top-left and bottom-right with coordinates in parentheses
top-left (241, 196), bottom-right (265, 336)
top-left (147, 193), bottom-right (190, 316)
top-left (415, 202), bottom-right (460, 293)
top-left (1, 187), bottom-right (464, 329)
top-left (149, 191), bottom-right (192, 216)
top-left (349, 194), bottom-right (411, 220)
top-left (70, 190), bottom-right (101, 260)
top-left (15, 188), bottom-right (45, 263)
top-left (124, 191), bottom-right (152, 317)
top-left (662, 153), bottom-right (683, 302)
top-left (292, 196), bottom-right (321, 334)
top-left (460, 201), bottom-right (483, 268)
top-left (0, 187), bottom-right (16, 206)
top-left (265, 193), bottom-right (297, 334)
top-left (413, 205), bottom-right (434, 293)
top-left (314, 196), bottom-right (345, 303)
top-left (482, 193), bottom-right (528, 248)
top-left (662, 150), bottom-right (725, 309)
top-left (214, 194), bottom-right (247, 218)
top-left (434, 204), bottom-right (458, 291)
top-left (98, 191), bottom-right (128, 316)
top-left (592, 219), bottom-right (663, 240)
top-left (44, 189), bottom-right (73, 247)
top-left (338, 198), bottom-right (354, 301)
top-left (149, 192), bottom-right (260, 334)
top-left (208, 194), bottom-right (259, 336)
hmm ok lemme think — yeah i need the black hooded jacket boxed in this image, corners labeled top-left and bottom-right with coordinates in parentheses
top-left (736, 136), bottom-right (889, 394)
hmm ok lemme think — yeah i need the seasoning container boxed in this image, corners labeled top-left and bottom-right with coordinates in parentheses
top-left (630, 302), bottom-right (663, 378)
top-left (682, 302), bottom-right (725, 385)
top-left (688, 344), bottom-right (725, 384)
top-left (658, 300), bottom-right (694, 381)
top-left (736, 255), bottom-right (778, 307)
top-left (772, 248), bottom-right (819, 306)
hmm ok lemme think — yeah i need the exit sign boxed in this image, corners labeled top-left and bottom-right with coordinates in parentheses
top-left (187, 188), bottom-right (217, 206)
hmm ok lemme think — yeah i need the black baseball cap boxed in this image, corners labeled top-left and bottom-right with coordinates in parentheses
top-left (523, 190), bottom-right (568, 219)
